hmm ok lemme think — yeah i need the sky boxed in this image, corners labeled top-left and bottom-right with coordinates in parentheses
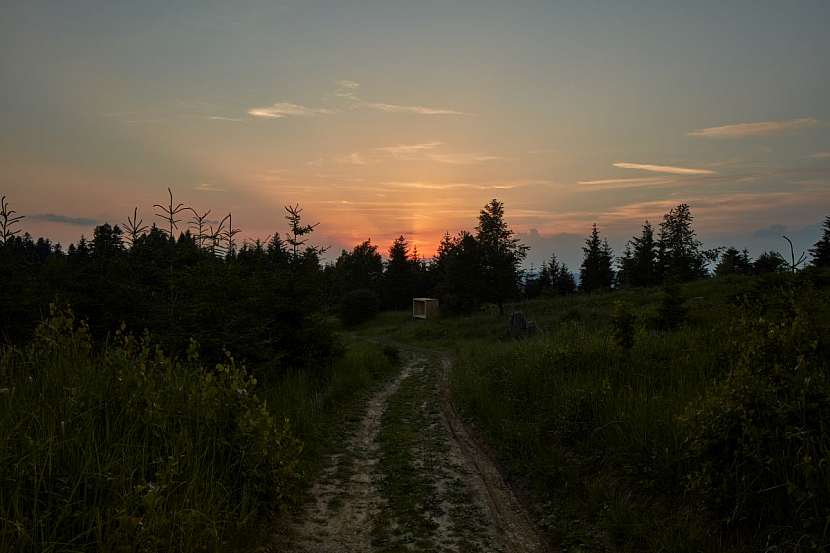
top-left (2, 1), bottom-right (829, 270)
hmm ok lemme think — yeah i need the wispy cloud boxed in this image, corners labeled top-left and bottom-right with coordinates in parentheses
top-left (384, 181), bottom-right (527, 191)
top-left (810, 151), bottom-right (830, 159)
top-left (374, 142), bottom-right (500, 165)
top-left (207, 115), bottom-right (244, 122)
top-left (194, 183), bottom-right (226, 192)
top-left (376, 142), bottom-right (444, 156)
top-left (577, 176), bottom-right (676, 190)
top-left (335, 80), bottom-right (466, 116)
top-left (29, 213), bottom-right (97, 226)
top-left (613, 162), bottom-right (717, 175)
top-left (689, 118), bottom-right (820, 138)
top-left (336, 152), bottom-right (367, 165)
top-left (248, 102), bottom-right (333, 119)
top-left (363, 101), bottom-right (465, 116)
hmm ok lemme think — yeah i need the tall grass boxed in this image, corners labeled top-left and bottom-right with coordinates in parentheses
top-left (335, 276), bottom-right (822, 549)
top-left (0, 308), bottom-right (396, 552)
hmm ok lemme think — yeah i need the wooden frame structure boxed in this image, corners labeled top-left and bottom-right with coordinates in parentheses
top-left (412, 298), bottom-right (440, 320)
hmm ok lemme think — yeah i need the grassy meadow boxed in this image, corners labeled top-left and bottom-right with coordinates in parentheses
top-left (359, 272), bottom-right (830, 551)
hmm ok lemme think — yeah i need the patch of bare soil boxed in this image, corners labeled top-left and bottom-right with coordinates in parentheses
top-left (270, 353), bottom-right (548, 553)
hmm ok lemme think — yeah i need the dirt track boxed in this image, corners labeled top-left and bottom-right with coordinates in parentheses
top-left (271, 353), bottom-right (547, 553)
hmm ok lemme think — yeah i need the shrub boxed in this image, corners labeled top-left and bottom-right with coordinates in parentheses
top-left (656, 282), bottom-right (687, 331)
top-left (0, 307), bottom-right (303, 552)
top-left (611, 301), bottom-right (637, 351)
top-left (683, 289), bottom-right (830, 547)
top-left (339, 288), bottom-right (380, 326)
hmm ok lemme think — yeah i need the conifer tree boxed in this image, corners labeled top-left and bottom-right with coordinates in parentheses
top-left (382, 235), bottom-right (416, 309)
top-left (810, 216), bottom-right (830, 268)
top-left (580, 224), bottom-right (614, 292)
top-left (753, 251), bottom-right (786, 274)
top-left (715, 247), bottom-right (752, 276)
top-left (475, 199), bottom-right (528, 313)
top-left (657, 204), bottom-right (707, 282)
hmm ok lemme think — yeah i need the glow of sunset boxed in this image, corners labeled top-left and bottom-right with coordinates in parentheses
top-left (2, 2), bottom-right (829, 269)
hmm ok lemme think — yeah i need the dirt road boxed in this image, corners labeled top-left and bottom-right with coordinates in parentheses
top-left (271, 352), bottom-right (547, 553)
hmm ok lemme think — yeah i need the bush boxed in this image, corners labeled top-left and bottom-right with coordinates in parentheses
top-left (339, 288), bottom-right (380, 326)
top-left (656, 282), bottom-right (687, 331)
top-left (611, 301), bottom-right (637, 351)
top-left (683, 289), bottom-right (830, 548)
top-left (0, 307), bottom-right (303, 552)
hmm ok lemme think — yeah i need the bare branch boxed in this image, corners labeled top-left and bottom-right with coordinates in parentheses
top-left (1, 195), bottom-right (25, 246)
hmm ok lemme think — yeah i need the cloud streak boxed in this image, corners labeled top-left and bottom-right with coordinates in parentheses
top-left (248, 102), bottom-right (333, 119)
top-left (363, 102), bottom-right (465, 115)
top-left (613, 162), bottom-right (716, 175)
top-left (689, 118), bottom-right (819, 138)
top-left (29, 213), bottom-right (97, 226)
top-left (577, 176), bottom-right (676, 190)
top-left (335, 80), bottom-right (466, 115)
top-left (373, 142), bottom-right (501, 165)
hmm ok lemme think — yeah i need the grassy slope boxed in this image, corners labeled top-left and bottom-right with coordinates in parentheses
top-left (356, 276), bottom-right (779, 552)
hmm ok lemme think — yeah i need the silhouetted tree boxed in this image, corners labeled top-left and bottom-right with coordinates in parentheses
top-left (335, 239), bottom-right (383, 295)
top-left (657, 204), bottom-right (708, 281)
top-left (284, 204), bottom-right (319, 262)
top-left (715, 247), bottom-right (752, 277)
top-left (124, 207), bottom-right (148, 247)
top-left (154, 188), bottom-right (189, 237)
top-left (538, 252), bottom-right (576, 295)
top-left (91, 224), bottom-right (125, 258)
top-left (753, 251), bottom-right (787, 275)
top-left (435, 231), bottom-right (484, 313)
top-left (623, 221), bottom-right (659, 287)
top-left (382, 235), bottom-right (416, 309)
top-left (0, 195), bottom-right (24, 246)
top-left (580, 224), bottom-right (614, 293)
top-left (811, 216), bottom-right (830, 268)
top-left (557, 264), bottom-right (577, 294)
top-left (475, 199), bottom-right (528, 314)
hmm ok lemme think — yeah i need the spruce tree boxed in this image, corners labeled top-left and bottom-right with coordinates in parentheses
top-left (810, 216), bottom-right (830, 268)
top-left (382, 235), bottom-right (415, 309)
top-left (753, 251), bottom-right (786, 274)
top-left (475, 199), bottom-right (528, 313)
top-left (657, 204), bottom-right (707, 282)
top-left (556, 263), bottom-right (577, 294)
top-left (715, 247), bottom-right (752, 276)
top-left (580, 224), bottom-right (614, 292)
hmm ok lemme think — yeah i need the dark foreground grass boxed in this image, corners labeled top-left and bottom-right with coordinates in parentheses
top-left (362, 274), bottom-right (830, 551)
top-left (0, 308), bottom-right (396, 552)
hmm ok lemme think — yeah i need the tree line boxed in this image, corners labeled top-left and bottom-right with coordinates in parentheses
top-left (2, 191), bottom-right (829, 351)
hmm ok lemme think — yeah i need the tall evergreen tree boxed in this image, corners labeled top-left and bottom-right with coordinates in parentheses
top-left (475, 199), bottom-right (528, 313)
top-left (382, 235), bottom-right (416, 309)
top-left (657, 204), bottom-right (707, 282)
top-left (556, 263), bottom-right (577, 294)
top-left (810, 216), bottom-right (830, 268)
top-left (580, 224), bottom-right (614, 292)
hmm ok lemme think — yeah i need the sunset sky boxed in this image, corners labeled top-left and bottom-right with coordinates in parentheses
top-left (2, 1), bottom-right (829, 269)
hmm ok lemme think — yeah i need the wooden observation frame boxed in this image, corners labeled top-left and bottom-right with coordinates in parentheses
top-left (412, 298), bottom-right (440, 320)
